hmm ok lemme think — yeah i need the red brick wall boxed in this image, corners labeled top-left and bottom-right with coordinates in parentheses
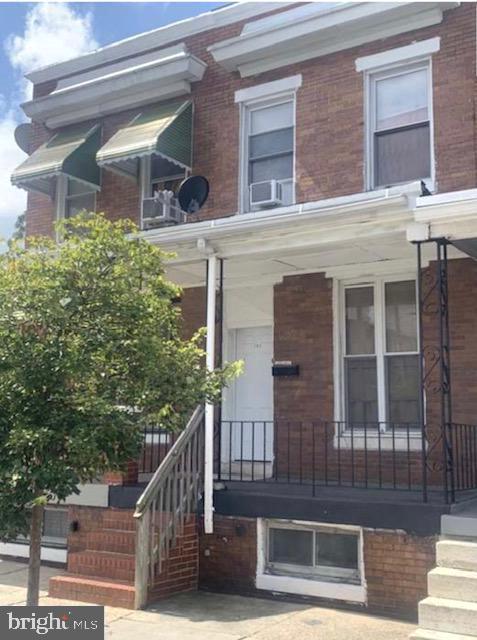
top-left (364, 529), bottom-right (437, 619)
top-left (271, 258), bottom-right (477, 489)
top-left (148, 516), bottom-right (199, 601)
top-left (199, 515), bottom-right (257, 594)
top-left (199, 515), bottom-right (435, 619)
top-left (25, 4), bottom-right (476, 237)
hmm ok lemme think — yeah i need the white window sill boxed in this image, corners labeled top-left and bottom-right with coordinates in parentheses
top-left (256, 571), bottom-right (366, 603)
top-left (334, 431), bottom-right (423, 451)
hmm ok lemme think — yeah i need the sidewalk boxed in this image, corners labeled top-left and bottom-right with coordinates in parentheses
top-left (0, 559), bottom-right (415, 639)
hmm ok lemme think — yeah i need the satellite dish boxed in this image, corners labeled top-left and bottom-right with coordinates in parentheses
top-left (178, 176), bottom-right (209, 214)
top-left (14, 123), bottom-right (32, 154)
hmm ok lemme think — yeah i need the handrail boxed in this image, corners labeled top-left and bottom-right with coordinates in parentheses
top-left (135, 405), bottom-right (204, 516)
top-left (134, 405), bottom-right (205, 609)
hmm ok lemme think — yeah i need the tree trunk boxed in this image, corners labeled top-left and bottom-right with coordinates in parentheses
top-left (26, 503), bottom-right (44, 606)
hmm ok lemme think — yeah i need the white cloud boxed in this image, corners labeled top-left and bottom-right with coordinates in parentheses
top-left (0, 3), bottom-right (98, 231)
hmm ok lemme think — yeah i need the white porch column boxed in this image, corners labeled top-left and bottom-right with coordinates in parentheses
top-left (204, 253), bottom-right (217, 534)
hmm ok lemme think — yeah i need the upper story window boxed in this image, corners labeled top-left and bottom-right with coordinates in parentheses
top-left (368, 62), bottom-right (433, 190)
top-left (148, 156), bottom-right (185, 198)
top-left (342, 277), bottom-right (419, 427)
top-left (245, 99), bottom-right (295, 210)
top-left (65, 180), bottom-right (96, 219)
top-left (56, 175), bottom-right (97, 223)
top-left (236, 75), bottom-right (301, 214)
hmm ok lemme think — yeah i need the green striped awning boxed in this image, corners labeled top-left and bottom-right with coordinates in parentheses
top-left (11, 124), bottom-right (101, 196)
top-left (96, 100), bottom-right (193, 180)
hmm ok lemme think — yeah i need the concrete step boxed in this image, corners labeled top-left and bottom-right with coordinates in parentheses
top-left (49, 574), bottom-right (135, 609)
top-left (437, 540), bottom-right (477, 572)
top-left (86, 529), bottom-right (136, 554)
top-left (68, 550), bottom-right (135, 582)
top-left (429, 567), bottom-right (477, 603)
top-left (410, 629), bottom-right (477, 640)
top-left (419, 596), bottom-right (477, 636)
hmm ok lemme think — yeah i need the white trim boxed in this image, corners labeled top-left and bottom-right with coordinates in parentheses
top-left (365, 59), bottom-right (435, 192)
top-left (334, 274), bottom-right (420, 450)
top-left (355, 37), bottom-right (441, 73)
top-left (238, 87), bottom-right (297, 214)
top-left (235, 75), bottom-right (302, 103)
top-left (256, 519), bottom-right (366, 604)
top-left (209, 2), bottom-right (457, 77)
top-left (23, 47), bottom-right (205, 128)
top-left (26, 3), bottom-right (295, 85)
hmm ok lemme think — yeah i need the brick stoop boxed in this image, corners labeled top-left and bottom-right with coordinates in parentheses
top-left (49, 574), bottom-right (135, 608)
top-left (48, 506), bottom-right (200, 609)
top-left (49, 508), bottom-right (137, 608)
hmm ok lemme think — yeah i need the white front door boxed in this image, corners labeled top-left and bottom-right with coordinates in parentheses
top-left (230, 326), bottom-right (273, 460)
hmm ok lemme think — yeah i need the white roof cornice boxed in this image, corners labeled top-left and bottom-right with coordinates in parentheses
top-left (22, 44), bottom-right (206, 128)
top-left (209, 2), bottom-right (459, 77)
top-left (25, 3), bottom-right (296, 85)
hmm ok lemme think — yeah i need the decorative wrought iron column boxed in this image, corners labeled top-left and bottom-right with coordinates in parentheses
top-left (416, 238), bottom-right (454, 503)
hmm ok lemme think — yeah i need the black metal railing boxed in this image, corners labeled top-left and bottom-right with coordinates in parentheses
top-left (214, 420), bottom-right (477, 503)
top-left (139, 425), bottom-right (179, 475)
top-left (451, 423), bottom-right (477, 493)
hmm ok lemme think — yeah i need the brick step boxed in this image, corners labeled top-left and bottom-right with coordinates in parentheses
top-left (86, 529), bottom-right (136, 554)
top-left (102, 509), bottom-right (135, 531)
top-left (429, 567), bottom-right (477, 603)
top-left (49, 574), bottom-right (135, 609)
top-left (419, 596), bottom-right (477, 636)
top-left (437, 540), bottom-right (477, 572)
top-left (411, 629), bottom-right (477, 640)
top-left (68, 550), bottom-right (135, 582)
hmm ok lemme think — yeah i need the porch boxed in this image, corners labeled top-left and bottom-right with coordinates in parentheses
top-left (139, 184), bottom-right (477, 513)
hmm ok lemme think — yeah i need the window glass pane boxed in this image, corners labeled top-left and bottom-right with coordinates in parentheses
top-left (345, 287), bottom-right (375, 355)
top-left (386, 355), bottom-right (419, 423)
top-left (375, 122), bottom-right (430, 187)
top-left (385, 281), bottom-right (417, 352)
top-left (250, 154), bottom-right (293, 183)
top-left (151, 156), bottom-right (184, 181)
top-left (67, 180), bottom-right (93, 197)
top-left (65, 192), bottom-right (95, 218)
top-left (376, 68), bottom-right (428, 130)
top-left (345, 357), bottom-right (378, 424)
top-left (316, 532), bottom-right (359, 570)
top-left (269, 528), bottom-right (313, 566)
top-left (43, 509), bottom-right (68, 541)
top-left (250, 102), bottom-right (293, 135)
top-left (249, 128), bottom-right (294, 160)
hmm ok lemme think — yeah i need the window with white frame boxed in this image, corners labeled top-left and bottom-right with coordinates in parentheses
top-left (342, 278), bottom-right (419, 427)
top-left (266, 521), bottom-right (361, 584)
top-left (63, 179), bottom-right (96, 219)
top-left (243, 98), bottom-right (295, 210)
top-left (368, 62), bottom-right (432, 189)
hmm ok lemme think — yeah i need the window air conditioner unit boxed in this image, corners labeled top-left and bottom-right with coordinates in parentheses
top-left (250, 180), bottom-right (283, 208)
top-left (142, 191), bottom-right (185, 228)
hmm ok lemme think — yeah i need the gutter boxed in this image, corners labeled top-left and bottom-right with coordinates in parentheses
top-left (142, 182), bottom-right (421, 247)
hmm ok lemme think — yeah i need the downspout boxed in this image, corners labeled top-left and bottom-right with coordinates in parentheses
top-left (198, 238), bottom-right (217, 534)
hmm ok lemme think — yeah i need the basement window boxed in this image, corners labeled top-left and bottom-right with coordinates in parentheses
top-left (266, 521), bottom-right (361, 584)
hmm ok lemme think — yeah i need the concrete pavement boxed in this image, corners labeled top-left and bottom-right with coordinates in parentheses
top-left (0, 558), bottom-right (415, 639)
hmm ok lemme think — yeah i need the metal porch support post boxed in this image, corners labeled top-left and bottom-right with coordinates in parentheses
top-left (437, 239), bottom-right (454, 503)
top-left (204, 253), bottom-right (217, 534)
top-left (416, 242), bottom-right (428, 503)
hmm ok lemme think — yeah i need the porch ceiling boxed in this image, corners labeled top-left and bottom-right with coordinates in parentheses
top-left (165, 231), bottom-right (427, 288)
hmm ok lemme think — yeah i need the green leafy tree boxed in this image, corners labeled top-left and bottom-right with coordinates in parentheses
top-left (0, 213), bottom-right (240, 605)
top-left (11, 212), bottom-right (26, 242)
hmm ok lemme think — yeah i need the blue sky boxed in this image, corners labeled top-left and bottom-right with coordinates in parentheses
top-left (0, 2), bottom-right (225, 242)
